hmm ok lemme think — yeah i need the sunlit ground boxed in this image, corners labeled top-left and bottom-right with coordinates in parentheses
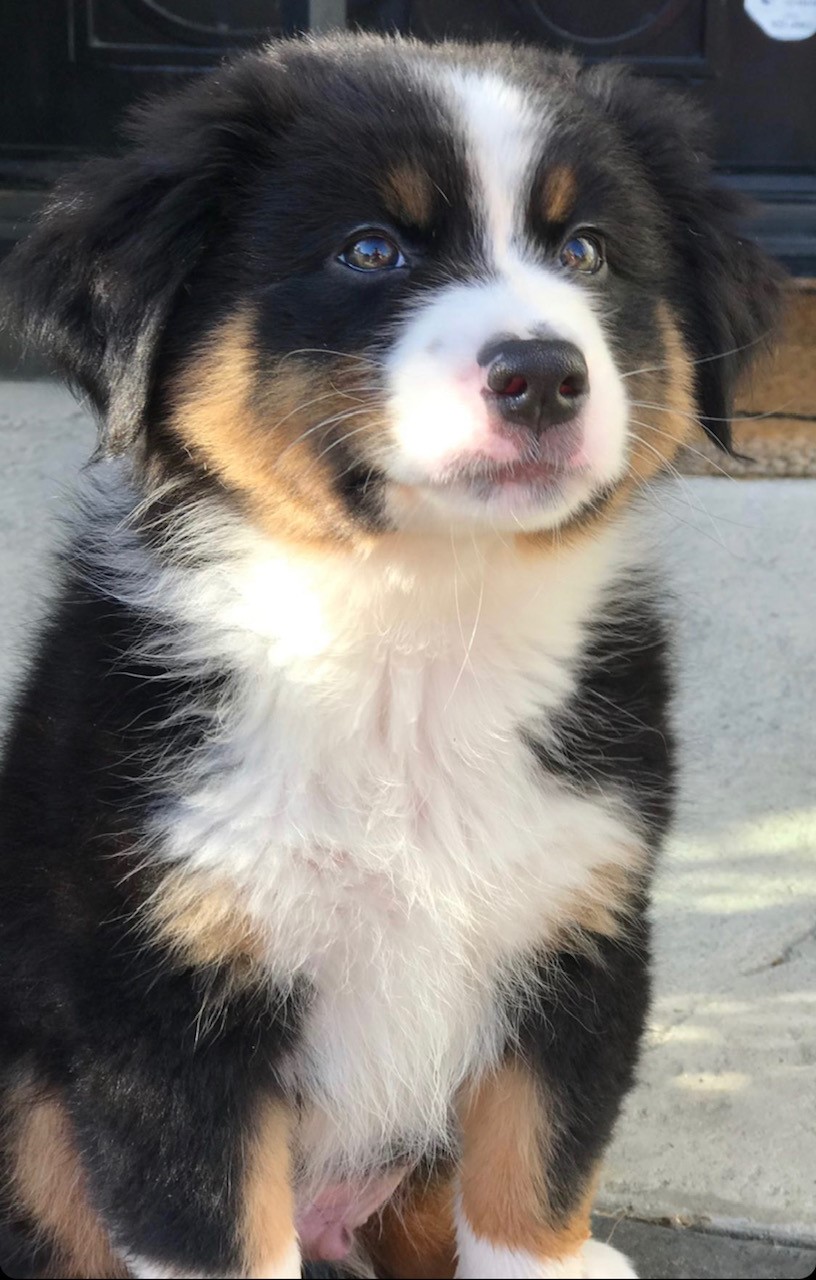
top-left (602, 480), bottom-right (816, 1237)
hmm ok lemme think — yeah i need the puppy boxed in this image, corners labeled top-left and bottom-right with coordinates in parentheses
top-left (0, 34), bottom-right (782, 1280)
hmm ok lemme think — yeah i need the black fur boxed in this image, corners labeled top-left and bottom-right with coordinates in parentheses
top-left (528, 586), bottom-right (675, 844)
top-left (1, 55), bottom-right (298, 457)
top-left (582, 64), bottom-right (785, 450)
top-left (518, 588), bottom-right (672, 1222)
top-left (517, 904), bottom-right (651, 1223)
top-left (0, 576), bottom-right (304, 1274)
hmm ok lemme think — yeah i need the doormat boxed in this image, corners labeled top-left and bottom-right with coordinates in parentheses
top-left (679, 282), bottom-right (816, 477)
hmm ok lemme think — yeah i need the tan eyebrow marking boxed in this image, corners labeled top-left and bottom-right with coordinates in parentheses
top-left (541, 165), bottom-right (578, 225)
top-left (380, 164), bottom-right (435, 229)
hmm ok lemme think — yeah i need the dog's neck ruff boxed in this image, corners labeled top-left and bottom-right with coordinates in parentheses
top-left (82, 471), bottom-right (650, 1180)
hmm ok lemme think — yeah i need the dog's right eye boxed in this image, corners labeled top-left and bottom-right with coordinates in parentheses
top-left (559, 232), bottom-right (605, 275)
top-left (338, 232), bottom-right (406, 273)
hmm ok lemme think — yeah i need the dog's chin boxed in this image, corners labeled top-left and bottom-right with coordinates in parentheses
top-left (385, 461), bottom-right (607, 535)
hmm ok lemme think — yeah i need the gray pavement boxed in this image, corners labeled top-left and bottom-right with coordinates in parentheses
top-left (592, 1215), bottom-right (816, 1280)
top-left (598, 473), bottom-right (816, 1249)
top-left (1, 381), bottom-right (814, 1278)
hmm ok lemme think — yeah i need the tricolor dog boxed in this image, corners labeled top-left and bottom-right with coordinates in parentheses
top-left (0, 34), bottom-right (781, 1280)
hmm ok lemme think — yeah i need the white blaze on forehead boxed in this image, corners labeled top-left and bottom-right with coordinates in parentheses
top-left (442, 67), bottom-right (548, 264)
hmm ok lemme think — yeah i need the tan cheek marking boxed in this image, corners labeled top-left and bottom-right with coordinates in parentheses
top-left (168, 309), bottom-right (384, 546)
top-left (542, 165), bottom-right (578, 225)
top-left (518, 300), bottom-right (697, 555)
top-left (147, 868), bottom-right (269, 992)
top-left (242, 1100), bottom-right (297, 1278)
top-left (8, 1081), bottom-right (129, 1279)
top-left (458, 1062), bottom-right (595, 1261)
top-left (381, 164), bottom-right (434, 229)
top-left (360, 1170), bottom-right (457, 1279)
top-left (627, 301), bottom-right (696, 484)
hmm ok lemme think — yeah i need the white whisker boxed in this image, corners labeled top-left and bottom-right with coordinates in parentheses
top-left (621, 331), bottom-right (773, 381)
top-left (628, 399), bottom-right (795, 425)
top-left (628, 416), bottom-right (736, 481)
top-left (628, 427), bottom-right (729, 550)
top-left (445, 532), bottom-right (486, 710)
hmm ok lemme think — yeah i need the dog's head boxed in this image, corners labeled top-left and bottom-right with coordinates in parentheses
top-left (3, 36), bottom-right (783, 541)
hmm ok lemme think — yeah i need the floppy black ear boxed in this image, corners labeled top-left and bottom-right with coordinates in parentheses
top-left (583, 65), bottom-right (786, 451)
top-left (1, 55), bottom-right (293, 456)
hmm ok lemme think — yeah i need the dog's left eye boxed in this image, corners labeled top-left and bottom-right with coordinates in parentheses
top-left (560, 233), bottom-right (605, 274)
top-left (338, 232), bottom-right (406, 272)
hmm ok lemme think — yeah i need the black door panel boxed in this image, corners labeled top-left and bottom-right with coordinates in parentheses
top-left (1, 2), bottom-right (814, 268)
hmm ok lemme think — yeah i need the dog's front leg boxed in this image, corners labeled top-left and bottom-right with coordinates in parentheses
top-left (455, 924), bottom-right (648, 1280)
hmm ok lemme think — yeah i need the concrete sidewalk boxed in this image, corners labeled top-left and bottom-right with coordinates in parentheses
top-left (1, 381), bottom-right (814, 1279)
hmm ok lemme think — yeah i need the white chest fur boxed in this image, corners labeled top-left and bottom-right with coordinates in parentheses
top-left (142, 518), bottom-right (646, 1180)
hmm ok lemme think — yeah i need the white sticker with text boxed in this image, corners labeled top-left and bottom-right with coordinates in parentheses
top-left (745, 0), bottom-right (816, 40)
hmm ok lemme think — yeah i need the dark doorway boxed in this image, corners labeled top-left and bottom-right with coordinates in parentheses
top-left (1, 1), bottom-right (814, 270)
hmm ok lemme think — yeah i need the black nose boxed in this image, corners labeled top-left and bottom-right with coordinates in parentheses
top-left (480, 338), bottom-right (588, 434)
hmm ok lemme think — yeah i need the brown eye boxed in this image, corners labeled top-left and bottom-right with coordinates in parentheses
top-left (339, 232), bottom-right (406, 272)
top-left (560, 233), bottom-right (604, 274)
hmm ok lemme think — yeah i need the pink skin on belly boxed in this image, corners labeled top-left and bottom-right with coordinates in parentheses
top-left (295, 1168), bottom-right (408, 1261)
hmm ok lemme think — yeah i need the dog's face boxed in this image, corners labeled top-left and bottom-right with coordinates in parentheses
top-left (4, 38), bottom-right (782, 542)
top-left (215, 52), bottom-right (643, 537)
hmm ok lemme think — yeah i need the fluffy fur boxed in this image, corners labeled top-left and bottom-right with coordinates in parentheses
top-left (0, 33), bottom-right (782, 1280)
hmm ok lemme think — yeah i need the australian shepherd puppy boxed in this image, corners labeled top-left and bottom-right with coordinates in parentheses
top-left (0, 34), bottom-right (781, 1280)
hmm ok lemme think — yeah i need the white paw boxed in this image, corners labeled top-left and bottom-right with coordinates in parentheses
top-left (124, 1240), bottom-right (302, 1280)
top-left (579, 1239), bottom-right (637, 1279)
top-left (454, 1236), bottom-right (636, 1279)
